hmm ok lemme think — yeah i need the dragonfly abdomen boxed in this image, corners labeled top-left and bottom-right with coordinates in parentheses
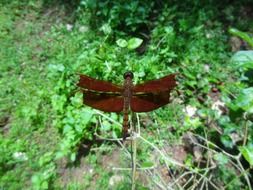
top-left (122, 110), bottom-right (129, 140)
top-left (122, 73), bottom-right (133, 140)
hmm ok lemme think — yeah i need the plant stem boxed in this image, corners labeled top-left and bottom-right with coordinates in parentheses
top-left (131, 132), bottom-right (137, 190)
top-left (131, 113), bottom-right (137, 190)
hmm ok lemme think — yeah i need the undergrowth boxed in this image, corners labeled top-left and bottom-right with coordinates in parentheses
top-left (0, 0), bottom-right (252, 189)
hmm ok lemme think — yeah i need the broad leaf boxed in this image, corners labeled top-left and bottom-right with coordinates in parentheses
top-left (229, 28), bottom-right (253, 47)
top-left (239, 145), bottom-right (253, 166)
top-left (231, 50), bottom-right (253, 69)
top-left (232, 87), bottom-right (253, 113)
top-left (70, 153), bottom-right (76, 162)
top-left (116, 39), bottom-right (128, 48)
top-left (221, 135), bottom-right (234, 149)
top-left (214, 153), bottom-right (229, 165)
top-left (100, 23), bottom-right (112, 35)
top-left (127, 37), bottom-right (143, 50)
top-left (141, 161), bottom-right (154, 168)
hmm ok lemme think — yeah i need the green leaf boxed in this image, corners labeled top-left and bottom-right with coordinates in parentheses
top-left (80, 108), bottom-right (94, 125)
top-left (141, 161), bottom-right (154, 168)
top-left (231, 50), bottom-right (253, 69)
top-left (239, 145), bottom-right (253, 166)
top-left (229, 28), bottom-right (253, 48)
top-left (48, 64), bottom-right (65, 72)
top-left (55, 151), bottom-right (65, 159)
top-left (70, 152), bottom-right (76, 162)
top-left (221, 135), bottom-right (234, 149)
top-left (232, 87), bottom-right (253, 113)
top-left (41, 181), bottom-right (48, 190)
top-left (31, 175), bottom-right (40, 185)
top-left (63, 125), bottom-right (72, 134)
top-left (101, 120), bottom-right (111, 131)
top-left (100, 23), bottom-right (112, 35)
top-left (127, 37), bottom-right (143, 50)
top-left (214, 153), bottom-right (229, 165)
top-left (116, 39), bottom-right (128, 48)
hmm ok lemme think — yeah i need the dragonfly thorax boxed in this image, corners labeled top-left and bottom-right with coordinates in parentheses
top-left (123, 71), bottom-right (134, 79)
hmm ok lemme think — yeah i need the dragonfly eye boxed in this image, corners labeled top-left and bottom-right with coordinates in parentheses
top-left (123, 71), bottom-right (134, 79)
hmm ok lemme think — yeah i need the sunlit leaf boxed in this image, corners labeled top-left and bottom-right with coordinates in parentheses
top-left (229, 28), bottom-right (253, 47)
top-left (141, 161), bottom-right (154, 168)
top-left (70, 152), bottom-right (76, 162)
top-left (231, 50), bottom-right (253, 69)
top-left (116, 39), bottom-right (128, 48)
top-left (80, 108), bottom-right (94, 125)
top-left (127, 37), bottom-right (143, 50)
top-left (221, 135), bottom-right (234, 148)
top-left (232, 87), bottom-right (253, 113)
top-left (100, 23), bottom-right (112, 35)
top-left (214, 153), bottom-right (229, 165)
top-left (239, 145), bottom-right (253, 166)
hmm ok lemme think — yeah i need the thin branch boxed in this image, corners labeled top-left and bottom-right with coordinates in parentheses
top-left (95, 110), bottom-right (122, 126)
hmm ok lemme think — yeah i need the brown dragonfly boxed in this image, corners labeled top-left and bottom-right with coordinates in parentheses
top-left (77, 71), bottom-right (177, 140)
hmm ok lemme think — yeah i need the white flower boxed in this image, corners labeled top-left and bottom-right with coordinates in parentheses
top-left (211, 100), bottom-right (225, 116)
top-left (13, 152), bottom-right (28, 161)
top-left (79, 26), bottom-right (89, 33)
top-left (89, 168), bottom-right (93, 174)
top-left (206, 33), bottom-right (212, 38)
top-left (66, 24), bottom-right (73, 31)
top-left (184, 105), bottom-right (197, 117)
top-left (204, 64), bottom-right (210, 73)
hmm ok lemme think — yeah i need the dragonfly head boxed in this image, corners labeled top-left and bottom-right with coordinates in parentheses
top-left (123, 71), bottom-right (134, 79)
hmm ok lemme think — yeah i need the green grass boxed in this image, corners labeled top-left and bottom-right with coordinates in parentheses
top-left (0, 0), bottom-right (252, 189)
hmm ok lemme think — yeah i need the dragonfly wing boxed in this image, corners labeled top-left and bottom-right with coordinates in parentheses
top-left (78, 74), bottom-right (123, 92)
top-left (130, 91), bottom-right (172, 112)
top-left (82, 90), bottom-right (124, 112)
top-left (133, 74), bottom-right (176, 93)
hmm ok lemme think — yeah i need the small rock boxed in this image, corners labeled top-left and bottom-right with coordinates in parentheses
top-left (229, 36), bottom-right (242, 52)
top-left (211, 87), bottom-right (219, 93)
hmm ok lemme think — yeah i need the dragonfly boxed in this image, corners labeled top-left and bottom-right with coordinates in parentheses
top-left (77, 71), bottom-right (177, 140)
